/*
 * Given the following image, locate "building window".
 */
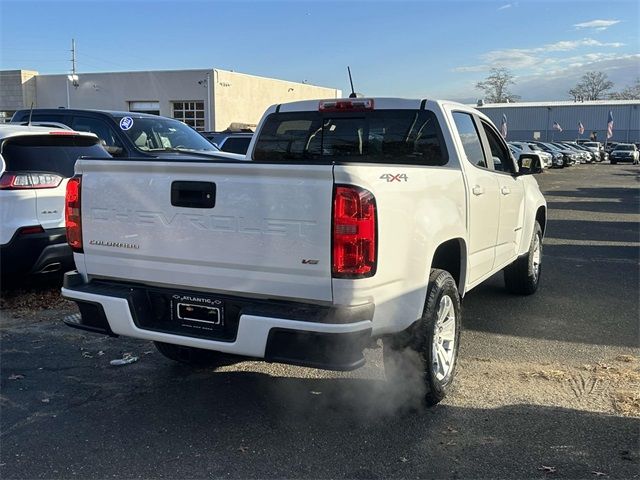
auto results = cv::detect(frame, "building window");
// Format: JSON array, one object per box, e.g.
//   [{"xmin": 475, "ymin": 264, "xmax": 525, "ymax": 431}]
[{"xmin": 172, "ymin": 101, "xmax": 205, "ymax": 131}]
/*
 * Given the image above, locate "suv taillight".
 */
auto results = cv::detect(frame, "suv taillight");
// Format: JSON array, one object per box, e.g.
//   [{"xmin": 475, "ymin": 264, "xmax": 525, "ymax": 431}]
[
  {"xmin": 332, "ymin": 185, "xmax": 377, "ymax": 278},
  {"xmin": 65, "ymin": 176, "xmax": 83, "ymax": 252},
  {"xmin": 0, "ymin": 172, "xmax": 63, "ymax": 189}
]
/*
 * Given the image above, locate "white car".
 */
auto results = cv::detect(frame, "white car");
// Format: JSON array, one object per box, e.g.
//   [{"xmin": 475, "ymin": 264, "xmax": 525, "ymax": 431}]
[
  {"xmin": 609, "ymin": 143, "xmax": 639, "ymax": 164},
  {"xmin": 61, "ymin": 98, "xmax": 546, "ymax": 406},
  {"xmin": 0, "ymin": 125, "xmax": 109, "ymax": 280},
  {"xmin": 509, "ymin": 141, "xmax": 552, "ymax": 168}
]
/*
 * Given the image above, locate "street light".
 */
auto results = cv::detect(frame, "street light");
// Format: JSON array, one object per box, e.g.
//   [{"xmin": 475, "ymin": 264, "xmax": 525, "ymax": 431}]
[{"xmin": 66, "ymin": 74, "xmax": 79, "ymax": 108}]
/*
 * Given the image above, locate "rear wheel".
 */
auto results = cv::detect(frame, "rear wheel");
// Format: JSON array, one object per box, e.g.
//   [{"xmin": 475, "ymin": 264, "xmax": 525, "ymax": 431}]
[
  {"xmin": 383, "ymin": 269, "xmax": 461, "ymax": 407},
  {"xmin": 504, "ymin": 221, "xmax": 542, "ymax": 295},
  {"xmin": 154, "ymin": 341, "xmax": 230, "ymax": 367}
]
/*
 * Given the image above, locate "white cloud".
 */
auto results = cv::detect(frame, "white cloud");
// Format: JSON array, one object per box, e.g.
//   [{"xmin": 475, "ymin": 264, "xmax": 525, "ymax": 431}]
[
  {"xmin": 452, "ymin": 37, "xmax": 626, "ymax": 74},
  {"xmin": 573, "ymin": 19, "xmax": 620, "ymax": 30},
  {"xmin": 452, "ymin": 64, "xmax": 489, "ymax": 73},
  {"xmin": 512, "ymin": 54, "xmax": 639, "ymax": 100},
  {"xmin": 497, "ymin": 4, "xmax": 512, "ymax": 10}
]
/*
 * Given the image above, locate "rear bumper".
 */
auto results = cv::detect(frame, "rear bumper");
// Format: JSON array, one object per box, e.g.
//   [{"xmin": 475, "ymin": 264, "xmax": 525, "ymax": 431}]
[
  {"xmin": 61, "ymin": 271, "xmax": 374, "ymax": 371},
  {"xmin": 0, "ymin": 227, "xmax": 72, "ymax": 277}
]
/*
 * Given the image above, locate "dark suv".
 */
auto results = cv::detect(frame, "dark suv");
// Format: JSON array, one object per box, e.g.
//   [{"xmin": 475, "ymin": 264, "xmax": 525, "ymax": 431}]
[
  {"xmin": 201, "ymin": 131, "xmax": 253, "ymax": 154},
  {"xmin": 11, "ymin": 109, "xmax": 239, "ymax": 160}
]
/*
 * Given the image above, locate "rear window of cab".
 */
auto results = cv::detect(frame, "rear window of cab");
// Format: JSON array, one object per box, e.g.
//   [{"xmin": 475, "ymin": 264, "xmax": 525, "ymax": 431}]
[{"xmin": 253, "ymin": 109, "xmax": 448, "ymax": 166}]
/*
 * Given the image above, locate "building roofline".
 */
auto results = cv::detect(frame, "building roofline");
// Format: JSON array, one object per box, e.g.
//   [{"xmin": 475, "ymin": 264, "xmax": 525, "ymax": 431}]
[
  {"xmin": 474, "ymin": 100, "xmax": 640, "ymax": 108},
  {"xmin": 17, "ymin": 67, "xmax": 339, "ymax": 91}
]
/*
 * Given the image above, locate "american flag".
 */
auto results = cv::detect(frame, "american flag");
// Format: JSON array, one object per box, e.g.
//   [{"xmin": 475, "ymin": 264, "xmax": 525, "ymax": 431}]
[
  {"xmin": 578, "ymin": 122, "xmax": 584, "ymax": 135},
  {"xmin": 553, "ymin": 122, "xmax": 563, "ymax": 132},
  {"xmin": 500, "ymin": 114, "xmax": 508, "ymax": 139},
  {"xmin": 607, "ymin": 111, "xmax": 614, "ymax": 139}
]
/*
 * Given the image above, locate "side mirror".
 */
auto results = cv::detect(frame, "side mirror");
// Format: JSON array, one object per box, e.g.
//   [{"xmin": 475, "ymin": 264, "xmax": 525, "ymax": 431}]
[{"xmin": 518, "ymin": 154, "xmax": 543, "ymax": 175}]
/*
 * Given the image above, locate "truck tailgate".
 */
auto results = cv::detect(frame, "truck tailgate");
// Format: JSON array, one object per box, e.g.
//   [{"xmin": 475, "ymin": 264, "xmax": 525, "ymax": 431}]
[{"xmin": 77, "ymin": 160, "xmax": 334, "ymax": 302}]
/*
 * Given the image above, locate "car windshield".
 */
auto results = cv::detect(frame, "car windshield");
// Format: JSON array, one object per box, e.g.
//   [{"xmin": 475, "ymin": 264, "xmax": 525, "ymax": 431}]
[
  {"xmin": 528, "ymin": 144, "xmax": 542, "ymax": 151},
  {"xmin": 584, "ymin": 143, "xmax": 599, "ymax": 148},
  {"xmin": 614, "ymin": 144, "xmax": 634, "ymax": 150},
  {"xmin": 114, "ymin": 116, "xmax": 219, "ymax": 153}
]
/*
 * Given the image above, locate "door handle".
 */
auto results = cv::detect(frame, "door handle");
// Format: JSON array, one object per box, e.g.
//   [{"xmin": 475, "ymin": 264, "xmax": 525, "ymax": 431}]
[
  {"xmin": 501, "ymin": 186, "xmax": 511, "ymax": 195},
  {"xmin": 472, "ymin": 185, "xmax": 484, "ymax": 196},
  {"xmin": 171, "ymin": 181, "xmax": 216, "ymax": 208}
]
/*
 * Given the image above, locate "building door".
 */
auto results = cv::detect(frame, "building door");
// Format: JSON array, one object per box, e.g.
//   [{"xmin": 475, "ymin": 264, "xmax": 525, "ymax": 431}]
[{"xmin": 128, "ymin": 101, "xmax": 160, "ymax": 116}]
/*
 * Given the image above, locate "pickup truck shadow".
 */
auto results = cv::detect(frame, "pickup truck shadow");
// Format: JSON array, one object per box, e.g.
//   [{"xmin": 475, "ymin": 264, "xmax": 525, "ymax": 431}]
[{"xmin": 1, "ymin": 366, "xmax": 637, "ymax": 479}]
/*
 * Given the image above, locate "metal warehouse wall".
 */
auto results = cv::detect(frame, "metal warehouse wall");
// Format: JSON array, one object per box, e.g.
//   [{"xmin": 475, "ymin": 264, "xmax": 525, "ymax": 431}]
[{"xmin": 478, "ymin": 101, "xmax": 640, "ymax": 143}]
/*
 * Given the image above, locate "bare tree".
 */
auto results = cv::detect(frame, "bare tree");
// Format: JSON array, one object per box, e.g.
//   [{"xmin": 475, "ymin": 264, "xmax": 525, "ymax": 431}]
[
  {"xmin": 475, "ymin": 67, "xmax": 521, "ymax": 103},
  {"xmin": 569, "ymin": 71, "xmax": 614, "ymax": 101},
  {"xmin": 609, "ymin": 78, "xmax": 640, "ymax": 100}
]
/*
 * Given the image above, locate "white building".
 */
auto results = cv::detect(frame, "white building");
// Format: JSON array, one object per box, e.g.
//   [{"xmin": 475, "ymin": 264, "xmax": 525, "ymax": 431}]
[{"xmin": 0, "ymin": 68, "xmax": 341, "ymax": 131}]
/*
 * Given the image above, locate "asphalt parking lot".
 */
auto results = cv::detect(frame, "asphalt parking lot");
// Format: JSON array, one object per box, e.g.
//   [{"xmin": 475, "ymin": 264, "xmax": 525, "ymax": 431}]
[{"xmin": 1, "ymin": 163, "xmax": 639, "ymax": 479}]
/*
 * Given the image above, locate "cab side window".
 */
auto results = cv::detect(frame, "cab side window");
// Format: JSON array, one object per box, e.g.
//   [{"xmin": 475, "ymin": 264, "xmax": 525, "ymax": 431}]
[
  {"xmin": 481, "ymin": 122, "xmax": 514, "ymax": 173},
  {"xmin": 71, "ymin": 117, "xmax": 123, "ymax": 154},
  {"xmin": 452, "ymin": 112, "xmax": 487, "ymax": 168}
]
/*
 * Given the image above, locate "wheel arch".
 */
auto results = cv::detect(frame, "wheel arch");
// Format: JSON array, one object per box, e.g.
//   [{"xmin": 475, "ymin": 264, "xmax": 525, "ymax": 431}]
[
  {"xmin": 536, "ymin": 206, "xmax": 547, "ymax": 237},
  {"xmin": 430, "ymin": 237, "xmax": 467, "ymax": 296}
]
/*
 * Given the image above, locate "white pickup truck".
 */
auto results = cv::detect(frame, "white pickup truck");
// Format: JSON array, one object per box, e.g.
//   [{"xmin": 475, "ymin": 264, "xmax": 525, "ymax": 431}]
[{"xmin": 62, "ymin": 98, "xmax": 546, "ymax": 406}]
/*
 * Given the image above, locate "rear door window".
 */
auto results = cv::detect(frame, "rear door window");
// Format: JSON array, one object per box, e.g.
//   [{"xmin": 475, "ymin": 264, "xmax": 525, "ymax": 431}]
[
  {"xmin": 452, "ymin": 112, "xmax": 486, "ymax": 168},
  {"xmin": 253, "ymin": 110, "xmax": 448, "ymax": 165},
  {"xmin": 2, "ymin": 135, "xmax": 110, "ymax": 177}
]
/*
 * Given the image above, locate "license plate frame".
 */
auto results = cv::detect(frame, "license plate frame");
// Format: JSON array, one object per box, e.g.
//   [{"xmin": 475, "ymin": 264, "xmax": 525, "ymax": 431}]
[{"xmin": 170, "ymin": 293, "xmax": 225, "ymax": 331}]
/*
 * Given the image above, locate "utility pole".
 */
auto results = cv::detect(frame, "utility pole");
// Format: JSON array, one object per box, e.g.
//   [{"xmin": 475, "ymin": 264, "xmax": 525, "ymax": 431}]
[
  {"xmin": 71, "ymin": 39, "xmax": 77, "ymax": 78},
  {"xmin": 66, "ymin": 38, "xmax": 79, "ymax": 108}
]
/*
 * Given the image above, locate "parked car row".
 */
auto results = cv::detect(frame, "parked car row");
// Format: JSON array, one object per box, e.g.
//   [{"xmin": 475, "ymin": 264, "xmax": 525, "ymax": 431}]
[{"xmin": 505, "ymin": 139, "xmax": 629, "ymax": 169}]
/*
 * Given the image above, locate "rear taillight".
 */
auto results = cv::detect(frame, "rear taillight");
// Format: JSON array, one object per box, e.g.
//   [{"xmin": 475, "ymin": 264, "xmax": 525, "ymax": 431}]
[
  {"xmin": 0, "ymin": 172, "xmax": 63, "ymax": 190},
  {"xmin": 65, "ymin": 176, "xmax": 82, "ymax": 252},
  {"xmin": 332, "ymin": 185, "xmax": 377, "ymax": 278}
]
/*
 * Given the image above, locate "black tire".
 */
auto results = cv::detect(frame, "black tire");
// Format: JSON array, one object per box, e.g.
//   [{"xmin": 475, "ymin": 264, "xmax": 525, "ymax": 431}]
[
  {"xmin": 611, "ymin": 160, "xmax": 617, "ymax": 165},
  {"xmin": 504, "ymin": 221, "xmax": 542, "ymax": 295},
  {"xmin": 154, "ymin": 341, "xmax": 229, "ymax": 366},
  {"xmin": 383, "ymin": 269, "xmax": 461, "ymax": 407}
]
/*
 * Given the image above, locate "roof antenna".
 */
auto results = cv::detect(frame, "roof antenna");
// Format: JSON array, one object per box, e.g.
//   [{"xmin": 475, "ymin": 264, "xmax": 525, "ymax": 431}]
[
  {"xmin": 347, "ymin": 66, "xmax": 357, "ymax": 98},
  {"xmin": 27, "ymin": 102, "xmax": 34, "ymax": 126}
]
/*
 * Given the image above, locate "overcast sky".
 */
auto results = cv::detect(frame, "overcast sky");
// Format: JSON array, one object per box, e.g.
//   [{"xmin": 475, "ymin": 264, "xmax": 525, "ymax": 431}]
[{"xmin": 1, "ymin": 0, "xmax": 638, "ymax": 102}]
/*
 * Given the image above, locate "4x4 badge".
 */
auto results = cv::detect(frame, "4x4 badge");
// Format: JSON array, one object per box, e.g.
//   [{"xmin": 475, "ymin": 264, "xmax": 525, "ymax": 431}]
[{"xmin": 380, "ymin": 173, "xmax": 408, "ymax": 182}]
